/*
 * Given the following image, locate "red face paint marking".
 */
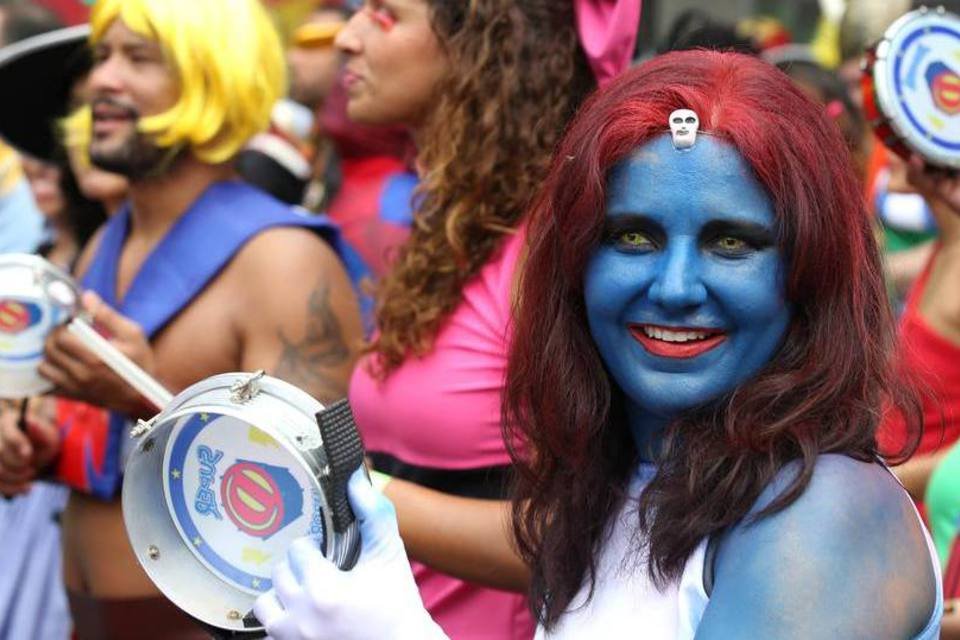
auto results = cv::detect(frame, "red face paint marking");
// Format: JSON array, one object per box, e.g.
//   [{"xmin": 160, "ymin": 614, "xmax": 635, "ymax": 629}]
[{"xmin": 364, "ymin": 6, "xmax": 396, "ymax": 31}]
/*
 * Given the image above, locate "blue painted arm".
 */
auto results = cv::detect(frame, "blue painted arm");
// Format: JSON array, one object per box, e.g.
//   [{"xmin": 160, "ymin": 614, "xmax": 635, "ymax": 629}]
[{"xmin": 695, "ymin": 455, "xmax": 940, "ymax": 640}]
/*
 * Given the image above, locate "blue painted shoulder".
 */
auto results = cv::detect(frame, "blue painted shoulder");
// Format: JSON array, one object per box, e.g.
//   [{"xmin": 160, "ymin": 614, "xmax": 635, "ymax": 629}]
[{"xmin": 696, "ymin": 455, "xmax": 938, "ymax": 639}]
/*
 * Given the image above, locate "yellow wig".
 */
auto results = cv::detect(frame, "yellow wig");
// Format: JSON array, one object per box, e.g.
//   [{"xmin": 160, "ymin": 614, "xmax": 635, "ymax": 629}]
[{"xmin": 89, "ymin": 0, "xmax": 286, "ymax": 164}]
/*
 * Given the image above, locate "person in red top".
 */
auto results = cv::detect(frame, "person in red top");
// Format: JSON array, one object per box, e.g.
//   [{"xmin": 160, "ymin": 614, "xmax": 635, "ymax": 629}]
[{"xmin": 878, "ymin": 155, "xmax": 960, "ymax": 502}]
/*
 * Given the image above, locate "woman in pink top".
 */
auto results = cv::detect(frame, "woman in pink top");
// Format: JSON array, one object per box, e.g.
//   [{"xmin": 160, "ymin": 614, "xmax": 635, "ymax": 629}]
[{"xmin": 333, "ymin": 1, "xmax": 637, "ymax": 638}]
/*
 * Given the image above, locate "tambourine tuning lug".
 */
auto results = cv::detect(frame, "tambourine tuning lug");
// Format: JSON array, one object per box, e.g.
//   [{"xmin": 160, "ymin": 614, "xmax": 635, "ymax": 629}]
[
  {"xmin": 230, "ymin": 370, "xmax": 265, "ymax": 404},
  {"xmin": 131, "ymin": 418, "xmax": 156, "ymax": 438}
]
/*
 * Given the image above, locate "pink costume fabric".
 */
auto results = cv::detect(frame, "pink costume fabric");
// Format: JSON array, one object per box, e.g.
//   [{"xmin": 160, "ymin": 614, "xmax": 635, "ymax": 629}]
[
  {"xmin": 574, "ymin": 0, "xmax": 643, "ymax": 86},
  {"xmin": 349, "ymin": 230, "xmax": 532, "ymax": 640}
]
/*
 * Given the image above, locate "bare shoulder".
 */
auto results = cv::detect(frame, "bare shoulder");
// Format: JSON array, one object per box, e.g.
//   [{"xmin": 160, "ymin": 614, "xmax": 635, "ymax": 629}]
[
  {"xmin": 698, "ymin": 455, "xmax": 938, "ymax": 640},
  {"xmin": 221, "ymin": 224, "xmax": 359, "ymax": 330},
  {"xmin": 228, "ymin": 225, "xmax": 347, "ymax": 284},
  {"xmin": 215, "ymin": 224, "xmax": 362, "ymax": 404}
]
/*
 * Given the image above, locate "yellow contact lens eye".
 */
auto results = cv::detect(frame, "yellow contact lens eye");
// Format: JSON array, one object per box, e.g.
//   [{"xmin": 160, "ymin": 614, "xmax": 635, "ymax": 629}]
[
  {"xmin": 621, "ymin": 232, "xmax": 651, "ymax": 246},
  {"xmin": 717, "ymin": 237, "xmax": 747, "ymax": 251}
]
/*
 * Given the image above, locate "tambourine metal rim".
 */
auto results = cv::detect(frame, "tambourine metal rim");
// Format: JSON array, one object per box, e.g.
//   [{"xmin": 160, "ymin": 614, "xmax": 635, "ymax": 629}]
[
  {"xmin": 867, "ymin": 6, "xmax": 960, "ymax": 169},
  {"xmin": 0, "ymin": 253, "xmax": 79, "ymax": 398},
  {"xmin": 122, "ymin": 372, "xmax": 359, "ymax": 632}
]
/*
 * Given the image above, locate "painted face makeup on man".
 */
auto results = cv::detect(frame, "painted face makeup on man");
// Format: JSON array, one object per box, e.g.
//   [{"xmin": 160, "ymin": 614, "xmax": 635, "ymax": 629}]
[{"xmin": 583, "ymin": 132, "xmax": 792, "ymax": 454}]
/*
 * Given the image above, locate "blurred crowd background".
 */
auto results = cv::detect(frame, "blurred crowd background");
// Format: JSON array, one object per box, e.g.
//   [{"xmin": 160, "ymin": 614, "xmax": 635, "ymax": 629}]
[{"xmin": 3, "ymin": 0, "xmax": 960, "ymax": 637}]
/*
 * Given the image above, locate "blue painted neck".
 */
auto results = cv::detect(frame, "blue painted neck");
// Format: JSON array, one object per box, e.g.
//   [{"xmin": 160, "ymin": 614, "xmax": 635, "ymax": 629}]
[{"xmin": 626, "ymin": 402, "xmax": 672, "ymax": 462}]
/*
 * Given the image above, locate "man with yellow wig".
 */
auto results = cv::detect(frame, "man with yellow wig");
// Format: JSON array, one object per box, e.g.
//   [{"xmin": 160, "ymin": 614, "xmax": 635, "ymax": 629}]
[{"xmin": 0, "ymin": 0, "xmax": 366, "ymax": 637}]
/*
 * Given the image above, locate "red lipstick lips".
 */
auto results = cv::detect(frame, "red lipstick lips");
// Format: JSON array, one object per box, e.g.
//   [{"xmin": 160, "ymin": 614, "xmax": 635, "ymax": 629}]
[{"xmin": 629, "ymin": 324, "xmax": 727, "ymax": 359}]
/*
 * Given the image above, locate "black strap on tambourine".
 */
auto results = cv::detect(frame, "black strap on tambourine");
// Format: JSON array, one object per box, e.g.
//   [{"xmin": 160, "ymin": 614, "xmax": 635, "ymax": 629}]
[{"xmin": 315, "ymin": 398, "xmax": 364, "ymax": 534}]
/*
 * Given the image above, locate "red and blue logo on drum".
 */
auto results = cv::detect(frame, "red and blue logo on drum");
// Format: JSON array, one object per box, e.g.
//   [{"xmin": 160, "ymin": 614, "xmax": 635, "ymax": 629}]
[
  {"xmin": 220, "ymin": 460, "xmax": 303, "ymax": 539},
  {"xmin": 926, "ymin": 61, "xmax": 960, "ymax": 116},
  {"xmin": 0, "ymin": 300, "xmax": 42, "ymax": 335}
]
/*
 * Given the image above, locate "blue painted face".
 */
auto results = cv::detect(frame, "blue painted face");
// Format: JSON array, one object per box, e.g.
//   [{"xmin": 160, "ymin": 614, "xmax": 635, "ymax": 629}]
[{"xmin": 584, "ymin": 134, "xmax": 791, "ymax": 449}]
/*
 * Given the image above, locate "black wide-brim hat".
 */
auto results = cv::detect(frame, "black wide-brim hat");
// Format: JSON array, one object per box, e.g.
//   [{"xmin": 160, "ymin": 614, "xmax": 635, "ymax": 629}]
[{"xmin": 0, "ymin": 25, "xmax": 91, "ymax": 161}]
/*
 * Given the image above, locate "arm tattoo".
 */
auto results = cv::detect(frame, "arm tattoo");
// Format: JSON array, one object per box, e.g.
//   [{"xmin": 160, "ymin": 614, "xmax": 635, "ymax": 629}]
[{"xmin": 273, "ymin": 281, "xmax": 351, "ymax": 403}]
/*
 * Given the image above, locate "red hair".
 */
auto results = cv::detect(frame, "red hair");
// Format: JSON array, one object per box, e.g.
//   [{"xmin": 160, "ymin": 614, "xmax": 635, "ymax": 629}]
[{"xmin": 504, "ymin": 50, "xmax": 921, "ymax": 626}]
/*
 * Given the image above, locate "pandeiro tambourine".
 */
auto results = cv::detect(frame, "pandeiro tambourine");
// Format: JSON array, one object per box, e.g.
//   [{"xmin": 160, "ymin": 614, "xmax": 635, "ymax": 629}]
[
  {"xmin": 0, "ymin": 253, "xmax": 78, "ymax": 398},
  {"xmin": 0, "ymin": 253, "xmax": 171, "ymax": 406},
  {"xmin": 862, "ymin": 6, "xmax": 960, "ymax": 169},
  {"xmin": 122, "ymin": 371, "xmax": 363, "ymax": 635}
]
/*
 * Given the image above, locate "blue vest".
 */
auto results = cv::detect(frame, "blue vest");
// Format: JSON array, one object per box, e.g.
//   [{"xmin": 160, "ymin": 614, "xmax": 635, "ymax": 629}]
[{"xmin": 73, "ymin": 181, "xmax": 370, "ymax": 498}]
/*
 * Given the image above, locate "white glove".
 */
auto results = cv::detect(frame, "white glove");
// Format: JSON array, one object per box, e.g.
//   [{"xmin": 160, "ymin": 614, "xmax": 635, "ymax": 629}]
[{"xmin": 253, "ymin": 469, "xmax": 449, "ymax": 640}]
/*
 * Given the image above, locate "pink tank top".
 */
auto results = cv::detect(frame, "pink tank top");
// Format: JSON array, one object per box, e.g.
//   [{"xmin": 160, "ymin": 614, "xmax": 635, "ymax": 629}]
[{"xmin": 349, "ymin": 229, "xmax": 533, "ymax": 640}]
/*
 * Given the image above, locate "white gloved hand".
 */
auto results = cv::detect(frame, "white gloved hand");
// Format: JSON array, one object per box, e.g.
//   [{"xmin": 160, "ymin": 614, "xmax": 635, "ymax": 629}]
[{"xmin": 253, "ymin": 469, "xmax": 449, "ymax": 640}]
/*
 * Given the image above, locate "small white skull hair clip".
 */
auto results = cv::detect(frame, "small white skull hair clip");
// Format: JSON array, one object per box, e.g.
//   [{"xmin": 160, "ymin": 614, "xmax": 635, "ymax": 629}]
[{"xmin": 669, "ymin": 109, "xmax": 700, "ymax": 150}]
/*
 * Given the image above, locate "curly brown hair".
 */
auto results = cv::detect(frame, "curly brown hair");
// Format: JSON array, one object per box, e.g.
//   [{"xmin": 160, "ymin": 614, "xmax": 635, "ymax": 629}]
[{"xmin": 367, "ymin": 0, "xmax": 595, "ymax": 376}]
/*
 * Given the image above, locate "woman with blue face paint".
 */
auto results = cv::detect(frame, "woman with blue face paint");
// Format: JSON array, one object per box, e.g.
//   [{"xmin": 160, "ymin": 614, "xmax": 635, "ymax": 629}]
[
  {"xmin": 253, "ymin": 50, "xmax": 942, "ymax": 639},
  {"xmin": 506, "ymin": 49, "xmax": 940, "ymax": 639}
]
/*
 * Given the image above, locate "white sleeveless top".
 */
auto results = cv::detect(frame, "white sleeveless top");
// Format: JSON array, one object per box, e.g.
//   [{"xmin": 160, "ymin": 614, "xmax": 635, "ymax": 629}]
[{"xmin": 536, "ymin": 464, "xmax": 943, "ymax": 640}]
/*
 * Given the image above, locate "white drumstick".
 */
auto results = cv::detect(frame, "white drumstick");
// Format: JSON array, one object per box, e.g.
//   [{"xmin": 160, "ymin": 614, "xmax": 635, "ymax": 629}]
[{"xmin": 66, "ymin": 317, "xmax": 174, "ymax": 409}]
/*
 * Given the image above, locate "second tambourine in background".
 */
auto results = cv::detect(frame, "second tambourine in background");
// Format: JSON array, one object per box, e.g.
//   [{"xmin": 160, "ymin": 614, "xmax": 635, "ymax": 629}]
[
  {"xmin": 0, "ymin": 253, "xmax": 79, "ymax": 398},
  {"xmin": 863, "ymin": 5, "xmax": 960, "ymax": 169}
]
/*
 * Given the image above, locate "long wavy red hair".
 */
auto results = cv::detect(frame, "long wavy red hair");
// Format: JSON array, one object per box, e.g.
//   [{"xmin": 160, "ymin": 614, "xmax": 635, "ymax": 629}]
[{"xmin": 504, "ymin": 50, "xmax": 922, "ymax": 627}]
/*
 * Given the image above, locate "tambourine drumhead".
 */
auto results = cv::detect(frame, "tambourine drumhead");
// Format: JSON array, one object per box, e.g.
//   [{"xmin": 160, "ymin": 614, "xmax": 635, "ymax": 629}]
[
  {"xmin": 867, "ymin": 7, "xmax": 960, "ymax": 168},
  {"xmin": 123, "ymin": 372, "xmax": 359, "ymax": 633},
  {"xmin": 0, "ymin": 254, "xmax": 78, "ymax": 398},
  {"xmin": 162, "ymin": 414, "xmax": 326, "ymax": 596}
]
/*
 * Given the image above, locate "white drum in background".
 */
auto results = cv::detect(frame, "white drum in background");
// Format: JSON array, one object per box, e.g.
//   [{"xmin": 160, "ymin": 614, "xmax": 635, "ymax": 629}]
[
  {"xmin": 0, "ymin": 254, "xmax": 78, "ymax": 398},
  {"xmin": 863, "ymin": 5, "xmax": 960, "ymax": 168}
]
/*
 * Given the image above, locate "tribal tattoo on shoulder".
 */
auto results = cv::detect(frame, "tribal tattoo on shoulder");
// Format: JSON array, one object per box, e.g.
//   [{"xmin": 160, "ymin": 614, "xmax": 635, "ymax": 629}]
[{"xmin": 273, "ymin": 281, "xmax": 351, "ymax": 403}]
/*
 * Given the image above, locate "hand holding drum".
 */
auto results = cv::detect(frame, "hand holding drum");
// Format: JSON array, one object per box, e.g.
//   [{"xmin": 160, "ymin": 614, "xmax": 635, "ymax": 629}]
[
  {"xmin": 122, "ymin": 371, "xmax": 364, "ymax": 636},
  {"xmin": 1, "ymin": 254, "xmax": 365, "ymax": 637},
  {"xmin": 0, "ymin": 253, "xmax": 170, "ymax": 407},
  {"xmin": 0, "ymin": 253, "xmax": 166, "ymax": 497}
]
